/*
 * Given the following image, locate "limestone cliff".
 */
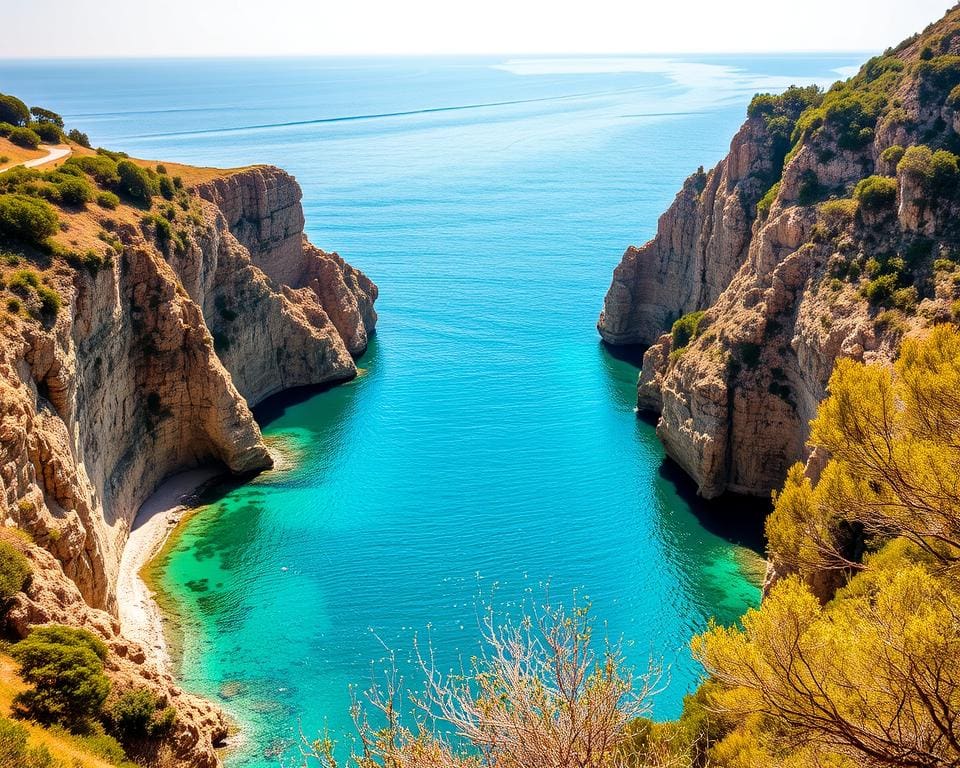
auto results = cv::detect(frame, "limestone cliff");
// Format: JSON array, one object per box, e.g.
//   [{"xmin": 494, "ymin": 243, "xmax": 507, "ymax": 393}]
[
  {"xmin": 0, "ymin": 162, "xmax": 376, "ymax": 765},
  {"xmin": 599, "ymin": 5, "xmax": 960, "ymax": 498}
]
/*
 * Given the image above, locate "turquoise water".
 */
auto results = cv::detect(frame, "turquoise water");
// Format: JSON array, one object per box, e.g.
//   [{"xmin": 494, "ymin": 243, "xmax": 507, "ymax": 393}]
[{"xmin": 1, "ymin": 53, "xmax": 864, "ymax": 765}]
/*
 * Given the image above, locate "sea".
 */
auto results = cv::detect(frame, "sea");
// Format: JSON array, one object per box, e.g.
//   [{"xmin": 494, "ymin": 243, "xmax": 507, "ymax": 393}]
[{"xmin": 0, "ymin": 52, "xmax": 865, "ymax": 766}]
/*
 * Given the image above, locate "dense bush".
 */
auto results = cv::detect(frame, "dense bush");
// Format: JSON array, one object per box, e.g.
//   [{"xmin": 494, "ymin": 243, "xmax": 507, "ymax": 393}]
[
  {"xmin": 0, "ymin": 94, "xmax": 30, "ymax": 126},
  {"xmin": 880, "ymin": 143, "xmax": 905, "ymax": 168},
  {"xmin": 158, "ymin": 174, "xmax": 175, "ymax": 200},
  {"xmin": 0, "ymin": 194, "xmax": 59, "ymax": 243},
  {"xmin": 853, "ymin": 175, "xmax": 897, "ymax": 210},
  {"xmin": 11, "ymin": 625, "xmax": 111, "ymax": 730},
  {"xmin": 66, "ymin": 128, "xmax": 90, "ymax": 148},
  {"xmin": 0, "ymin": 717, "xmax": 57, "ymax": 768},
  {"xmin": 0, "ymin": 539, "xmax": 30, "ymax": 599},
  {"xmin": 65, "ymin": 155, "xmax": 119, "ymax": 186},
  {"xmin": 8, "ymin": 126, "xmax": 41, "ymax": 149},
  {"xmin": 116, "ymin": 160, "xmax": 154, "ymax": 203},
  {"xmin": 96, "ymin": 190, "xmax": 119, "ymax": 210},
  {"xmin": 52, "ymin": 175, "xmax": 94, "ymax": 207},
  {"xmin": 671, "ymin": 310, "xmax": 706, "ymax": 350},
  {"xmin": 27, "ymin": 121, "xmax": 61, "ymax": 144},
  {"xmin": 792, "ymin": 85, "xmax": 887, "ymax": 150},
  {"xmin": 898, "ymin": 144, "xmax": 960, "ymax": 192},
  {"xmin": 105, "ymin": 688, "xmax": 175, "ymax": 742}
]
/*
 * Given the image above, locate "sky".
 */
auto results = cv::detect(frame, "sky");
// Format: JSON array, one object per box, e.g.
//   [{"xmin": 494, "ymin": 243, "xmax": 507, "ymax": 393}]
[{"xmin": 1, "ymin": 0, "xmax": 956, "ymax": 58}]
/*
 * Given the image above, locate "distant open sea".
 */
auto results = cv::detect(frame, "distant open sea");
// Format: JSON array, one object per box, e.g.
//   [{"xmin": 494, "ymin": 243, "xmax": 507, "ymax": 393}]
[{"xmin": 1, "ymin": 53, "xmax": 865, "ymax": 766}]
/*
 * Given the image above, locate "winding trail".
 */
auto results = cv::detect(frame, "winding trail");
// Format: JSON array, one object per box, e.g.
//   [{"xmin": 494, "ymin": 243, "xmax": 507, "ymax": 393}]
[{"xmin": 0, "ymin": 143, "xmax": 71, "ymax": 173}]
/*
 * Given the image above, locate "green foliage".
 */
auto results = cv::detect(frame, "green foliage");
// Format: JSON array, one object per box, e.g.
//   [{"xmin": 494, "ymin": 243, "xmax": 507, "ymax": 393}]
[
  {"xmin": 0, "ymin": 194, "xmax": 59, "ymax": 244},
  {"xmin": 917, "ymin": 55, "xmax": 960, "ymax": 99},
  {"xmin": 8, "ymin": 126, "xmax": 41, "ymax": 149},
  {"xmin": 141, "ymin": 214, "xmax": 171, "ymax": 244},
  {"xmin": 792, "ymin": 84, "xmax": 887, "ymax": 150},
  {"xmin": 7, "ymin": 269, "xmax": 40, "ymax": 292},
  {"xmin": 819, "ymin": 197, "xmax": 859, "ymax": 224},
  {"xmin": 66, "ymin": 155, "xmax": 120, "ymax": 186},
  {"xmin": 0, "ymin": 717, "xmax": 59, "ymax": 768},
  {"xmin": 898, "ymin": 144, "xmax": 960, "ymax": 192},
  {"xmin": 96, "ymin": 191, "xmax": 119, "ymax": 210},
  {"xmin": 27, "ymin": 121, "xmax": 62, "ymax": 144},
  {"xmin": 853, "ymin": 175, "xmax": 897, "ymax": 210},
  {"xmin": 29, "ymin": 107, "xmax": 63, "ymax": 128},
  {"xmin": 158, "ymin": 174, "xmax": 175, "ymax": 200},
  {"xmin": 0, "ymin": 94, "xmax": 30, "ymax": 126},
  {"xmin": 0, "ymin": 539, "xmax": 30, "ymax": 600},
  {"xmin": 51, "ymin": 175, "xmax": 93, "ymax": 207},
  {"xmin": 115, "ymin": 160, "xmax": 154, "ymax": 203},
  {"xmin": 880, "ymin": 144, "xmax": 905, "ymax": 166},
  {"xmin": 757, "ymin": 181, "xmax": 780, "ymax": 218},
  {"xmin": 671, "ymin": 310, "xmax": 706, "ymax": 350},
  {"xmin": 11, "ymin": 625, "xmax": 110, "ymax": 731},
  {"xmin": 66, "ymin": 128, "xmax": 90, "ymax": 148},
  {"xmin": 105, "ymin": 689, "xmax": 175, "ymax": 742}
]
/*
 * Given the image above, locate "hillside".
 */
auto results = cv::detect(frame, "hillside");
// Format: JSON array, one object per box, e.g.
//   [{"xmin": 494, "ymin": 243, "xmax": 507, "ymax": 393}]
[
  {"xmin": 599, "ymin": 4, "xmax": 960, "ymax": 499},
  {"xmin": 0, "ymin": 97, "xmax": 377, "ymax": 766}
]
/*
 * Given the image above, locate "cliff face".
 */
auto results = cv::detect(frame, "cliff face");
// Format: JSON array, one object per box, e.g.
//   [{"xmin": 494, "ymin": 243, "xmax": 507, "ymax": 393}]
[
  {"xmin": 599, "ymin": 6, "xmax": 960, "ymax": 498},
  {"xmin": 0, "ymin": 164, "xmax": 376, "ymax": 765}
]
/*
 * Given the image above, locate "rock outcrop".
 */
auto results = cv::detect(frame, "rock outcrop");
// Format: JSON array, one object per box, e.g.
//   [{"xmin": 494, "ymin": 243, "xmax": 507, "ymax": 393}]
[
  {"xmin": 599, "ymin": 5, "xmax": 960, "ymax": 499},
  {"xmin": 0, "ymin": 163, "xmax": 377, "ymax": 765}
]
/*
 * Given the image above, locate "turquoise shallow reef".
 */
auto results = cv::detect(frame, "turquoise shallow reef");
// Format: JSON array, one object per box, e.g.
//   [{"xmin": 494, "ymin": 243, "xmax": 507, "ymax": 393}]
[{"xmin": 1, "ymin": 52, "xmax": 865, "ymax": 766}]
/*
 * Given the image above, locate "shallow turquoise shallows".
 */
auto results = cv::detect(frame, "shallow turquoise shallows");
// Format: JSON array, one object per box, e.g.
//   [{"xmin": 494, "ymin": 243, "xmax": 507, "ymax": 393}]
[{"xmin": 1, "ymin": 53, "xmax": 865, "ymax": 766}]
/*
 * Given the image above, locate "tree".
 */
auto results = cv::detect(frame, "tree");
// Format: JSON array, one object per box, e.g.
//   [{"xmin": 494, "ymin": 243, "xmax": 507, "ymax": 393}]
[
  {"xmin": 0, "ymin": 94, "xmax": 30, "ymax": 127},
  {"xmin": 29, "ymin": 107, "xmax": 63, "ymax": 128},
  {"xmin": 295, "ymin": 601, "xmax": 662, "ymax": 768},
  {"xmin": 694, "ymin": 549, "xmax": 960, "ymax": 768},
  {"xmin": 115, "ymin": 160, "xmax": 154, "ymax": 204},
  {"xmin": 11, "ymin": 625, "xmax": 111, "ymax": 731},
  {"xmin": 0, "ymin": 194, "xmax": 59, "ymax": 244},
  {"xmin": 0, "ymin": 540, "xmax": 30, "ymax": 600}
]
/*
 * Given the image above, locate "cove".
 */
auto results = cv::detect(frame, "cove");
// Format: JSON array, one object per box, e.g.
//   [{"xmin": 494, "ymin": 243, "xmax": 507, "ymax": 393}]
[{"xmin": 0, "ymin": 52, "xmax": 866, "ymax": 767}]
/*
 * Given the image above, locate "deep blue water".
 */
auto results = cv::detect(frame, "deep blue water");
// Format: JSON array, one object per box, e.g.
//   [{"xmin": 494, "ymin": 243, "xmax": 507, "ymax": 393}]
[{"xmin": 1, "ymin": 54, "xmax": 864, "ymax": 766}]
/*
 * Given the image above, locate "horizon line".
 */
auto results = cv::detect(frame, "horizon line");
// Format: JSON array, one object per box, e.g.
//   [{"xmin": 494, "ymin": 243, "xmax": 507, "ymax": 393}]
[{"xmin": 0, "ymin": 49, "xmax": 879, "ymax": 63}]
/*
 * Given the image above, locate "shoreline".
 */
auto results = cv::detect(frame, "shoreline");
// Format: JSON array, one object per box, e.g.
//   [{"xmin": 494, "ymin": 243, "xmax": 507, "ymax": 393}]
[{"xmin": 117, "ymin": 467, "xmax": 223, "ymax": 674}]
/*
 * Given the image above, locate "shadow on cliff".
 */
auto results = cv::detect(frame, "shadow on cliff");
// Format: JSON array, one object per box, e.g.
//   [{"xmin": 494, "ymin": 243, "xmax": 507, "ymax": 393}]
[
  {"xmin": 658, "ymin": 458, "xmax": 769, "ymax": 555},
  {"xmin": 600, "ymin": 340, "xmax": 647, "ymax": 367}
]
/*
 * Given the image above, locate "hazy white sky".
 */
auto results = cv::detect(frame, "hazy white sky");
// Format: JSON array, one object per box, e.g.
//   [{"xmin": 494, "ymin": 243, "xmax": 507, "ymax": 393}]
[{"xmin": 2, "ymin": 0, "xmax": 955, "ymax": 58}]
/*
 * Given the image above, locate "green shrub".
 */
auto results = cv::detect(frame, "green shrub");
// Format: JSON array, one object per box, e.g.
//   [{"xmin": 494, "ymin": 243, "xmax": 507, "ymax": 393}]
[
  {"xmin": 862, "ymin": 273, "xmax": 899, "ymax": 306},
  {"xmin": 880, "ymin": 144, "xmax": 905, "ymax": 167},
  {"xmin": 0, "ymin": 123, "xmax": 13, "ymax": 138},
  {"xmin": 0, "ymin": 716, "xmax": 60, "ymax": 768},
  {"xmin": 0, "ymin": 540, "xmax": 30, "ymax": 599},
  {"xmin": 897, "ymin": 144, "xmax": 960, "ymax": 192},
  {"xmin": 792, "ymin": 86, "xmax": 886, "ymax": 150},
  {"xmin": 7, "ymin": 269, "xmax": 40, "ymax": 293},
  {"xmin": 0, "ymin": 194, "xmax": 59, "ymax": 243},
  {"xmin": 8, "ymin": 127, "xmax": 41, "ymax": 149},
  {"xmin": 757, "ymin": 181, "xmax": 781, "ymax": 218},
  {"xmin": 142, "ymin": 214, "xmax": 171, "ymax": 244},
  {"xmin": 11, "ymin": 625, "xmax": 110, "ymax": 730},
  {"xmin": 6, "ymin": 297, "xmax": 21, "ymax": 313},
  {"xmin": 66, "ymin": 155, "xmax": 119, "ymax": 186},
  {"xmin": 0, "ymin": 94, "xmax": 30, "ymax": 126},
  {"xmin": 66, "ymin": 128, "xmax": 90, "ymax": 148},
  {"xmin": 820, "ymin": 198, "xmax": 859, "ymax": 223},
  {"xmin": 671, "ymin": 310, "xmax": 706, "ymax": 350},
  {"xmin": 158, "ymin": 174, "xmax": 175, "ymax": 200},
  {"xmin": 105, "ymin": 688, "xmax": 176, "ymax": 742},
  {"xmin": 27, "ymin": 121, "xmax": 61, "ymax": 144},
  {"xmin": 115, "ymin": 160, "xmax": 154, "ymax": 203},
  {"xmin": 53, "ymin": 175, "xmax": 93, "ymax": 207},
  {"xmin": 853, "ymin": 175, "xmax": 897, "ymax": 210},
  {"xmin": 96, "ymin": 191, "xmax": 119, "ymax": 210},
  {"xmin": 35, "ymin": 286, "xmax": 61, "ymax": 318}
]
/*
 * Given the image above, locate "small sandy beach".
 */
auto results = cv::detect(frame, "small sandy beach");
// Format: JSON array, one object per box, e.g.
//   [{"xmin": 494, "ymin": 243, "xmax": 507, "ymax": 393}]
[{"xmin": 117, "ymin": 468, "xmax": 221, "ymax": 672}]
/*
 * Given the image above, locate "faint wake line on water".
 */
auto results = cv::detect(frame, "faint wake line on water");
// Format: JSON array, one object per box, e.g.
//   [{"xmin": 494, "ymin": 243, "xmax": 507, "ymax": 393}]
[{"xmin": 117, "ymin": 84, "xmax": 686, "ymax": 140}]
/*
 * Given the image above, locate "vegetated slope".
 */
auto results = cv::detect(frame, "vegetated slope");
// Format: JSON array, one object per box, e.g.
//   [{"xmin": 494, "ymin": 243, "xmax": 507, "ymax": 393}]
[
  {"xmin": 0, "ymin": 97, "xmax": 377, "ymax": 767},
  {"xmin": 599, "ymin": 4, "xmax": 960, "ymax": 499}
]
